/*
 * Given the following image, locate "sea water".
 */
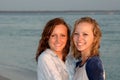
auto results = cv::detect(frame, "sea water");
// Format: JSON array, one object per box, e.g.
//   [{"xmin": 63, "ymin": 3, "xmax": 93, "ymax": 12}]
[{"xmin": 0, "ymin": 11, "xmax": 120, "ymax": 80}]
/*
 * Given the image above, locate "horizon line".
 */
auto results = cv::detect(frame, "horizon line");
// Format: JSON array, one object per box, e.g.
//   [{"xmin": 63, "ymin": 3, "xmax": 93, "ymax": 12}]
[
  {"xmin": 0, "ymin": 10, "xmax": 120, "ymax": 15},
  {"xmin": 0, "ymin": 10, "xmax": 120, "ymax": 12}
]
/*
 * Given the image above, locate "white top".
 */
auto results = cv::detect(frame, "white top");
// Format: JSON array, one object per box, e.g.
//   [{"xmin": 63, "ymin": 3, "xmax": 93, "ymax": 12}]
[
  {"xmin": 73, "ymin": 63, "xmax": 89, "ymax": 80},
  {"xmin": 37, "ymin": 49, "xmax": 68, "ymax": 80},
  {"xmin": 65, "ymin": 53, "xmax": 76, "ymax": 80}
]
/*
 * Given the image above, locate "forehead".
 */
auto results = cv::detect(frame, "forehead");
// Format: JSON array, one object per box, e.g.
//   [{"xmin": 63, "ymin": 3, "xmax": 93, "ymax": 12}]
[
  {"xmin": 75, "ymin": 22, "xmax": 93, "ymax": 32},
  {"xmin": 52, "ymin": 24, "xmax": 67, "ymax": 33}
]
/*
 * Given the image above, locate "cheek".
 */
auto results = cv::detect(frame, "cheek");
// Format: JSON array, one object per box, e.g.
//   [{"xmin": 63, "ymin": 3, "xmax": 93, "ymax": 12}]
[
  {"xmin": 73, "ymin": 38, "xmax": 77, "ymax": 46},
  {"xmin": 48, "ymin": 38, "xmax": 53, "ymax": 46},
  {"xmin": 63, "ymin": 38, "xmax": 67, "ymax": 45},
  {"xmin": 88, "ymin": 36, "xmax": 94, "ymax": 45},
  {"xmin": 73, "ymin": 37, "xmax": 77, "ymax": 42}
]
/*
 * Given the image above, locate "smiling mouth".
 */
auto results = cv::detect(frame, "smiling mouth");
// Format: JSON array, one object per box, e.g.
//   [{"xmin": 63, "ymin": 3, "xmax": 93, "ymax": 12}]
[
  {"xmin": 77, "ymin": 42, "xmax": 86, "ymax": 46},
  {"xmin": 78, "ymin": 43, "xmax": 83, "ymax": 46},
  {"xmin": 55, "ymin": 44, "xmax": 62, "ymax": 47}
]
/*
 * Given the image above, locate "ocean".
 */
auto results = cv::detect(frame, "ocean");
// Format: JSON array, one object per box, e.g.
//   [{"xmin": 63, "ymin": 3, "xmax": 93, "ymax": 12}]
[{"xmin": 0, "ymin": 11, "xmax": 120, "ymax": 80}]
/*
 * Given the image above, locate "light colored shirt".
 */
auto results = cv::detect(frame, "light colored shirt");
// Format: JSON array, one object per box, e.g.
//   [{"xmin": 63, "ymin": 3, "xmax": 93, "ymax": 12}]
[
  {"xmin": 73, "ymin": 63, "xmax": 89, "ymax": 80},
  {"xmin": 65, "ymin": 53, "xmax": 76, "ymax": 80},
  {"xmin": 37, "ymin": 49, "xmax": 69, "ymax": 80}
]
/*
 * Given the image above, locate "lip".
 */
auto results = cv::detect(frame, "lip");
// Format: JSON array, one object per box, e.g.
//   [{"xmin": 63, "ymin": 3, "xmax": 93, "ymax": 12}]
[{"xmin": 55, "ymin": 44, "xmax": 62, "ymax": 47}]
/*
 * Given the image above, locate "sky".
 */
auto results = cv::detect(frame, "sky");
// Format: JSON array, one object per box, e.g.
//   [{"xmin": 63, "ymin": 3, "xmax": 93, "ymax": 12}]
[{"xmin": 0, "ymin": 0, "xmax": 120, "ymax": 11}]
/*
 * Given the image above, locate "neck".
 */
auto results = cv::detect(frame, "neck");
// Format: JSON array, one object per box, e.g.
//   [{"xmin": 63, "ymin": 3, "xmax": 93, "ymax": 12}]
[
  {"xmin": 55, "ymin": 51, "xmax": 63, "ymax": 60},
  {"xmin": 81, "ymin": 52, "xmax": 90, "ymax": 65}
]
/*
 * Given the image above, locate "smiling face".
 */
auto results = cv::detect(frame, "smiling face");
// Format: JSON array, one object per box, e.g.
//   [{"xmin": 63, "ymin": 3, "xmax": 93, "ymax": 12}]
[
  {"xmin": 73, "ymin": 22, "xmax": 94, "ymax": 54},
  {"xmin": 48, "ymin": 24, "xmax": 67, "ymax": 54}
]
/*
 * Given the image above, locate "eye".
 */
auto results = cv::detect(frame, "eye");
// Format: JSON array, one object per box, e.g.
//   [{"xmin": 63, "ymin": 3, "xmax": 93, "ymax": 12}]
[
  {"xmin": 51, "ymin": 34, "xmax": 55, "ymax": 37},
  {"xmin": 74, "ymin": 32, "xmax": 79, "ymax": 36},
  {"xmin": 61, "ymin": 34, "xmax": 66, "ymax": 37},
  {"xmin": 83, "ymin": 33, "xmax": 88, "ymax": 36}
]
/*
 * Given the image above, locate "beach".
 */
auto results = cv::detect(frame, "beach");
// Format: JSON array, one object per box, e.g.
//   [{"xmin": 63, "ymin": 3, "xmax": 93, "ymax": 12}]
[
  {"xmin": 0, "ymin": 75, "xmax": 10, "ymax": 80},
  {"xmin": 0, "ymin": 64, "xmax": 37, "ymax": 80}
]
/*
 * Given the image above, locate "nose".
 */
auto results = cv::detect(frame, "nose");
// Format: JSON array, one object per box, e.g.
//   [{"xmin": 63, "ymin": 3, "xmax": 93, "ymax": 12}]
[
  {"xmin": 78, "ymin": 34, "xmax": 83, "ymax": 41},
  {"xmin": 56, "ymin": 36, "xmax": 61, "ymax": 43}
]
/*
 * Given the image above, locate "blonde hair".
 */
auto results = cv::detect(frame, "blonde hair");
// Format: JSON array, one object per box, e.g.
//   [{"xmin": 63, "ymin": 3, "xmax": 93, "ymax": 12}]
[{"xmin": 71, "ymin": 17, "xmax": 102, "ymax": 59}]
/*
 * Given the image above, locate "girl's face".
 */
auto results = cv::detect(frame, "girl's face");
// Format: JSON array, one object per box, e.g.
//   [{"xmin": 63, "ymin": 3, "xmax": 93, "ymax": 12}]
[
  {"xmin": 73, "ymin": 22, "xmax": 94, "ymax": 54},
  {"xmin": 48, "ymin": 24, "xmax": 67, "ymax": 54}
]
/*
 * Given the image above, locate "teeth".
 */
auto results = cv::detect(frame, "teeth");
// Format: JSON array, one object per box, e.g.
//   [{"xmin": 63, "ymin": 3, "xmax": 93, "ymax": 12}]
[
  {"xmin": 77, "ymin": 43, "xmax": 83, "ymax": 46},
  {"xmin": 77, "ymin": 42, "xmax": 86, "ymax": 46}
]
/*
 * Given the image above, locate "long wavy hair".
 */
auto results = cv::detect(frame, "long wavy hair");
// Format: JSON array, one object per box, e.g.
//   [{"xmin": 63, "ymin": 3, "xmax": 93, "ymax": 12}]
[
  {"xmin": 71, "ymin": 17, "xmax": 102, "ymax": 59},
  {"xmin": 36, "ymin": 17, "xmax": 71, "ymax": 62}
]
